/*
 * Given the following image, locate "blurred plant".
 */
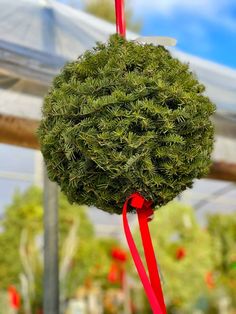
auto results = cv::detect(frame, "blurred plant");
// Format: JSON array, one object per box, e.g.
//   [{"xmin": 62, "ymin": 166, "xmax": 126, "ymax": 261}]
[
  {"xmin": 0, "ymin": 187, "xmax": 42, "ymax": 292},
  {"xmin": 19, "ymin": 229, "xmax": 41, "ymax": 314},
  {"xmin": 81, "ymin": 0, "xmax": 142, "ymax": 32},
  {"xmin": 3, "ymin": 187, "xmax": 235, "ymax": 313},
  {"xmin": 0, "ymin": 187, "xmax": 97, "ymax": 312},
  {"xmin": 207, "ymin": 213, "xmax": 236, "ymax": 309},
  {"xmin": 134, "ymin": 201, "xmax": 214, "ymax": 313}
]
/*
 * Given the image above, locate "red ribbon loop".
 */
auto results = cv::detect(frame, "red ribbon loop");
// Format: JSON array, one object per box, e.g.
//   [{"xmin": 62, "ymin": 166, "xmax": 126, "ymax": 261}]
[{"xmin": 122, "ymin": 193, "xmax": 166, "ymax": 314}]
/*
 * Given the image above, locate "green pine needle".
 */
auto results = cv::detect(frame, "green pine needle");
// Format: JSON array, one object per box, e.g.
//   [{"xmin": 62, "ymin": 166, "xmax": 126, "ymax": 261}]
[{"xmin": 38, "ymin": 35, "xmax": 215, "ymax": 214}]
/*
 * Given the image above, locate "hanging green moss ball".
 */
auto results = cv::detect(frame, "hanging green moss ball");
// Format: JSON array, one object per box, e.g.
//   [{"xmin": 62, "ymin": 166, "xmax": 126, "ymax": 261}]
[{"xmin": 38, "ymin": 35, "xmax": 215, "ymax": 214}]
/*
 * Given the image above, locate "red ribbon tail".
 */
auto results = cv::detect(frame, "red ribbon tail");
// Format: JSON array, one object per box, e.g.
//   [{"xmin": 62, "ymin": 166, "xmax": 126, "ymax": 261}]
[{"xmin": 122, "ymin": 193, "xmax": 166, "ymax": 314}]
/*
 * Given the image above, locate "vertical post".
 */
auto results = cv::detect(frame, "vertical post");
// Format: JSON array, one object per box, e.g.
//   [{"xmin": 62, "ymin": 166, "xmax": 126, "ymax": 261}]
[
  {"xmin": 123, "ymin": 274, "xmax": 131, "ymax": 314},
  {"xmin": 43, "ymin": 164, "xmax": 59, "ymax": 314}
]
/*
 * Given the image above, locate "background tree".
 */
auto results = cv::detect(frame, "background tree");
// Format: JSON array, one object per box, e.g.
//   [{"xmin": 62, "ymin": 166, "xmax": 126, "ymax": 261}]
[
  {"xmin": 134, "ymin": 202, "xmax": 214, "ymax": 313},
  {"xmin": 0, "ymin": 187, "xmax": 42, "ymax": 291},
  {"xmin": 76, "ymin": 0, "xmax": 142, "ymax": 32},
  {"xmin": 207, "ymin": 213, "xmax": 236, "ymax": 309},
  {"xmin": 0, "ymin": 187, "xmax": 116, "ymax": 312}
]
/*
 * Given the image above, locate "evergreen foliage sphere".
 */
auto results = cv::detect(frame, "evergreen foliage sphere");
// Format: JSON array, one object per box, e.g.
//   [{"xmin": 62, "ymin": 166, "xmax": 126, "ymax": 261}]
[{"xmin": 38, "ymin": 35, "xmax": 215, "ymax": 214}]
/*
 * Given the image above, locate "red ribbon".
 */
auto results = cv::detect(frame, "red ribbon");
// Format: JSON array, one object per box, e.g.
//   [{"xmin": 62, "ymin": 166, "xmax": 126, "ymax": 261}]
[
  {"xmin": 122, "ymin": 193, "xmax": 166, "ymax": 314},
  {"xmin": 115, "ymin": 0, "xmax": 126, "ymax": 37}
]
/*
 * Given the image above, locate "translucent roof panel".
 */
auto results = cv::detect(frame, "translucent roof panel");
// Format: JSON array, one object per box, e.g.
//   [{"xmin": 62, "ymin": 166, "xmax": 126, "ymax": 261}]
[
  {"xmin": 0, "ymin": 0, "xmax": 236, "ymax": 115},
  {"xmin": 0, "ymin": 0, "xmax": 129, "ymax": 60}
]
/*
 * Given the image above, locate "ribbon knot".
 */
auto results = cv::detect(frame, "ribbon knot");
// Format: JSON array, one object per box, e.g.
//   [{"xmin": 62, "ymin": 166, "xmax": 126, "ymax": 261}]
[
  {"xmin": 129, "ymin": 192, "xmax": 145, "ymax": 208},
  {"xmin": 123, "ymin": 193, "xmax": 166, "ymax": 314},
  {"xmin": 129, "ymin": 192, "xmax": 154, "ymax": 221}
]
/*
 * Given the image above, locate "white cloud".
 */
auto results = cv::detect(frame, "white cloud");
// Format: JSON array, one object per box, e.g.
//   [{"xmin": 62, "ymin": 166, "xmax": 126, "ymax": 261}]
[
  {"xmin": 131, "ymin": 0, "xmax": 215, "ymax": 15},
  {"xmin": 131, "ymin": 0, "xmax": 231, "ymax": 15},
  {"xmin": 216, "ymin": 16, "xmax": 236, "ymax": 32},
  {"xmin": 130, "ymin": 0, "xmax": 236, "ymax": 31}
]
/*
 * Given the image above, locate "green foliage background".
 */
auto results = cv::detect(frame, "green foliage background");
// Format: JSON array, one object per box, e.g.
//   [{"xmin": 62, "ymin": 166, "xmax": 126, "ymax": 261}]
[
  {"xmin": 81, "ymin": 0, "xmax": 142, "ymax": 32},
  {"xmin": 0, "ymin": 187, "xmax": 42, "ymax": 290},
  {"xmin": 207, "ymin": 214, "xmax": 236, "ymax": 308},
  {"xmin": 134, "ymin": 202, "xmax": 213, "ymax": 312},
  {"xmin": 0, "ymin": 187, "xmax": 117, "ymax": 311},
  {"xmin": 39, "ymin": 35, "xmax": 215, "ymax": 214},
  {"xmin": 0, "ymin": 188, "xmax": 235, "ymax": 313},
  {"xmin": 134, "ymin": 202, "xmax": 236, "ymax": 313}
]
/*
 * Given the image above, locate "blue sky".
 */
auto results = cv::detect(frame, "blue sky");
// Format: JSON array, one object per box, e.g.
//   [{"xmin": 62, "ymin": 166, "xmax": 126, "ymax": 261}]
[
  {"xmin": 63, "ymin": 0, "xmax": 236, "ymax": 68},
  {"xmin": 131, "ymin": 0, "xmax": 236, "ymax": 68}
]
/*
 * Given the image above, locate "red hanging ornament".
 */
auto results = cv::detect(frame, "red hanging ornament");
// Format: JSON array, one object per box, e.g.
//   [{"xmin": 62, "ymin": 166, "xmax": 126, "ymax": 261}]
[
  {"xmin": 108, "ymin": 247, "xmax": 127, "ymax": 285},
  {"xmin": 111, "ymin": 248, "xmax": 127, "ymax": 262},
  {"xmin": 205, "ymin": 271, "xmax": 215, "ymax": 289},
  {"xmin": 175, "ymin": 247, "xmax": 186, "ymax": 260},
  {"xmin": 108, "ymin": 263, "xmax": 121, "ymax": 283},
  {"xmin": 8, "ymin": 286, "xmax": 21, "ymax": 310}
]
